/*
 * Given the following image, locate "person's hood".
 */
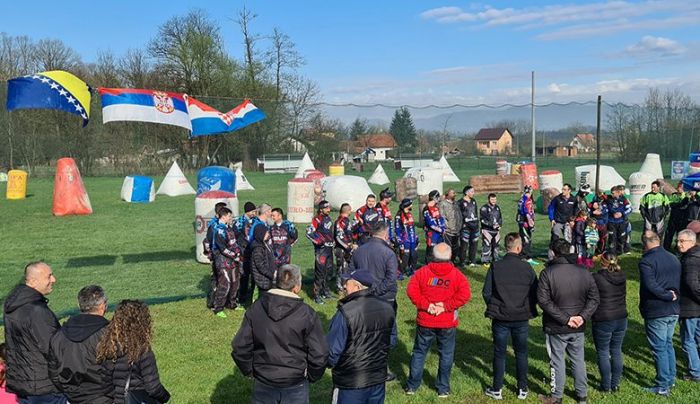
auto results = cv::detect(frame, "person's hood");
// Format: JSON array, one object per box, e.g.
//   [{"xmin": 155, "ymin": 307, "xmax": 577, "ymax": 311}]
[
  {"xmin": 426, "ymin": 261, "xmax": 455, "ymax": 277},
  {"xmin": 261, "ymin": 289, "xmax": 303, "ymax": 321},
  {"xmin": 62, "ymin": 314, "xmax": 109, "ymax": 342},
  {"xmin": 597, "ymin": 270, "xmax": 626, "ymax": 286},
  {"xmin": 253, "ymin": 223, "xmax": 268, "ymax": 244},
  {"xmin": 3, "ymin": 284, "xmax": 46, "ymax": 314}
]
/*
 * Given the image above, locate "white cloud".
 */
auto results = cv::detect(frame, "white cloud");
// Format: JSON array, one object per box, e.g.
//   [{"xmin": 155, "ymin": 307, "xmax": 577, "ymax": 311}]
[
  {"xmin": 625, "ymin": 36, "xmax": 686, "ymax": 58},
  {"xmin": 421, "ymin": 1, "xmax": 700, "ymax": 40}
]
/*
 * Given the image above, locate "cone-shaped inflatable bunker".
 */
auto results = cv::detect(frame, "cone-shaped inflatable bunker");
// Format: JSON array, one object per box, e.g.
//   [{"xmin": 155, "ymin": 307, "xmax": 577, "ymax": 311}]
[{"xmin": 53, "ymin": 157, "xmax": 92, "ymax": 216}]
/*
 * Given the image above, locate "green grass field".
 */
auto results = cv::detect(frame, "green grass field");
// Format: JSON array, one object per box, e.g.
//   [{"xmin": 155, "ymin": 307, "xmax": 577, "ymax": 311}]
[{"xmin": 0, "ymin": 158, "xmax": 694, "ymax": 403}]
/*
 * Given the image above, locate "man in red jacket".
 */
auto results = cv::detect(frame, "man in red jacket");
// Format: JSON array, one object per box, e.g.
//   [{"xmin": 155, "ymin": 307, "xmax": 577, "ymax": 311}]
[{"xmin": 404, "ymin": 243, "xmax": 471, "ymax": 398}]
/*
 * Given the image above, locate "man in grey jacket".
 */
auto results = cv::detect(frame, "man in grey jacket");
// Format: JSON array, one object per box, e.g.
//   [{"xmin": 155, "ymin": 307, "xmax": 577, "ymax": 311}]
[{"xmin": 439, "ymin": 188, "xmax": 462, "ymax": 264}]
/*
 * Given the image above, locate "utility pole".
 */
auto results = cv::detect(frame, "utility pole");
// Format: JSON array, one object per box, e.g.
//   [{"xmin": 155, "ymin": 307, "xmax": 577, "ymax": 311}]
[
  {"xmin": 595, "ymin": 95, "xmax": 602, "ymax": 194},
  {"xmin": 531, "ymin": 71, "xmax": 536, "ymax": 162}
]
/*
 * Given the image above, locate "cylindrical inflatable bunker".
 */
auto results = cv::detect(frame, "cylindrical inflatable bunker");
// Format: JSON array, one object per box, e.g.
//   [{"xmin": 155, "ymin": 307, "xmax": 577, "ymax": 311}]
[
  {"xmin": 194, "ymin": 190, "xmax": 238, "ymax": 263},
  {"xmin": 197, "ymin": 166, "xmax": 236, "ymax": 195},
  {"xmin": 6, "ymin": 169, "xmax": 28, "ymax": 200},
  {"xmin": 539, "ymin": 170, "xmax": 563, "ymax": 192},
  {"xmin": 322, "ymin": 176, "xmax": 374, "ymax": 211},
  {"xmin": 121, "ymin": 176, "xmax": 155, "ymax": 203},
  {"xmin": 53, "ymin": 158, "xmax": 92, "ymax": 216},
  {"xmin": 496, "ymin": 160, "xmax": 508, "ymax": 175},
  {"xmin": 329, "ymin": 163, "xmax": 345, "ymax": 176},
  {"xmin": 629, "ymin": 171, "xmax": 657, "ymax": 213},
  {"xmin": 288, "ymin": 178, "xmax": 315, "ymax": 223},
  {"xmin": 520, "ymin": 162, "xmax": 539, "ymax": 190},
  {"xmin": 405, "ymin": 167, "xmax": 443, "ymax": 196},
  {"xmin": 690, "ymin": 152, "xmax": 700, "ymax": 164},
  {"xmin": 688, "ymin": 162, "xmax": 700, "ymax": 176}
]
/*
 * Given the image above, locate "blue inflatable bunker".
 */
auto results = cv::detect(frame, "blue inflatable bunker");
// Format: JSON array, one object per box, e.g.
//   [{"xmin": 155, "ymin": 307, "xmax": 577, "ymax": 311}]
[{"xmin": 197, "ymin": 166, "xmax": 236, "ymax": 195}]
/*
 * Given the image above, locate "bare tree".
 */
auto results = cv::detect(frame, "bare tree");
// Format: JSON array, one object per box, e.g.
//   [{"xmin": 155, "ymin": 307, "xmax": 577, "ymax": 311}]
[
  {"xmin": 34, "ymin": 39, "xmax": 81, "ymax": 71},
  {"xmin": 119, "ymin": 48, "xmax": 153, "ymax": 88},
  {"xmin": 236, "ymin": 6, "xmax": 262, "ymax": 91}
]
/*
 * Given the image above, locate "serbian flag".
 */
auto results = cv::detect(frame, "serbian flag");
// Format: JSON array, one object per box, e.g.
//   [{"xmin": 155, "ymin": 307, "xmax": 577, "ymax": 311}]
[
  {"xmin": 7, "ymin": 70, "xmax": 91, "ymax": 126},
  {"xmin": 99, "ymin": 88, "xmax": 191, "ymax": 131},
  {"xmin": 188, "ymin": 97, "xmax": 266, "ymax": 137}
]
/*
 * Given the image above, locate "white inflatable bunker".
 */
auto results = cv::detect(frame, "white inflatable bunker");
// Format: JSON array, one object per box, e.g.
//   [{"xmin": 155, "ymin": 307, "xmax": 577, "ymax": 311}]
[
  {"xmin": 405, "ymin": 167, "xmax": 443, "ymax": 196},
  {"xmin": 236, "ymin": 167, "xmax": 255, "ymax": 191},
  {"xmin": 368, "ymin": 164, "xmax": 390, "ymax": 185},
  {"xmin": 438, "ymin": 155, "xmax": 460, "ymax": 182},
  {"xmin": 575, "ymin": 165, "xmax": 626, "ymax": 193},
  {"xmin": 322, "ymin": 176, "xmax": 374, "ymax": 211},
  {"xmin": 194, "ymin": 190, "xmax": 238, "ymax": 263},
  {"xmin": 629, "ymin": 171, "xmax": 656, "ymax": 213},
  {"xmin": 157, "ymin": 161, "xmax": 196, "ymax": 196},
  {"xmin": 639, "ymin": 153, "xmax": 664, "ymax": 180},
  {"xmin": 294, "ymin": 153, "xmax": 315, "ymax": 178}
]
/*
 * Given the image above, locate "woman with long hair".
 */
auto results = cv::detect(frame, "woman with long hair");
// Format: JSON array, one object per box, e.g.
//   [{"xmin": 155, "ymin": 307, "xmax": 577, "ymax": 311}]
[
  {"xmin": 97, "ymin": 300, "xmax": 170, "ymax": 404},
  {"xmin": 591, "ymin": 254, "xmax": 628, "ymax": 393}
]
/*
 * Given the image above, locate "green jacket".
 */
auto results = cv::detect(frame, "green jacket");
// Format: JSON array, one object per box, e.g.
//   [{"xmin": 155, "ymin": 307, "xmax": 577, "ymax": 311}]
[{"xmin": 640, "ymin": 191, "xmax": 670, "ymax": 224}]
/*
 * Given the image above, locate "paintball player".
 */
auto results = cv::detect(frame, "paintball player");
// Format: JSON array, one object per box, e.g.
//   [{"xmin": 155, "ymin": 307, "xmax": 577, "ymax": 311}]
[
  {"xmin": 270, "ymin": 208, "xmax": 298, "ymax": 266},
  {"xmin": 423, "ymin": 190, "xmax": 446, "ymax": 263},
  {"xmin": 354, "ymin": 194, "xmax": 383, "ymax": 245},
  {"xmin": 394, "ymin": 198, "xmax": 419, "ymax": 278},
  {"xmin": 307, "ymin": 200, "xmax": 335, "ymax": 304},
  {"xmin": 458, "ymin": 186, "xmax": 480, "ymax": 267}
]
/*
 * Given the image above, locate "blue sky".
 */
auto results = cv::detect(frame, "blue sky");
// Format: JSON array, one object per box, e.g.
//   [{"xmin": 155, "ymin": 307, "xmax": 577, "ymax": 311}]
[{"xmin": 2, "ymin": 0, "xmax": 699, "ymax": 106}]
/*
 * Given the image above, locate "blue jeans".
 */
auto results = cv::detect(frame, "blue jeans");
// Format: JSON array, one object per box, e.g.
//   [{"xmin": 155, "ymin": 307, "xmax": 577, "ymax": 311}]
[
  {"xmin": 406, "ymin": 326, "xmax": 456, "ymax": 394},
  {"xmin": 19, "ymin": 394, "xmax": 67, "ymax": 404},
  {"xmin": 681, "ymin": 317, "xmax": 700, "ymax": 378},
  {"xmin": 332, "ymin": 383, "xmax": 385, "ymax": 404},
  {"xmin": 252, "ymin": 380, "xmax": 309, "ymax": 404},
  {"xmin": 491, "ymin": 320, "xmax": 529, "ymax": 390},
  {"xmin": 645, "ymin": 315, "xmax": 679, "ymax": 389},
  {"xmin": 592, "ymin": 318, "xmax": 628, "ymax": 391}
]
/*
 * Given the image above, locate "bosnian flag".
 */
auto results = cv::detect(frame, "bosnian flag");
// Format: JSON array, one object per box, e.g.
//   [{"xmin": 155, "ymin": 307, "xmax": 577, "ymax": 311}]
[
  {"xmin": 99, "ymin": 88, "xmax": 191, "ymax": 131},
  {"xmin": 188, "ymin": 97, "xmax": 266, "ymax": 137}
]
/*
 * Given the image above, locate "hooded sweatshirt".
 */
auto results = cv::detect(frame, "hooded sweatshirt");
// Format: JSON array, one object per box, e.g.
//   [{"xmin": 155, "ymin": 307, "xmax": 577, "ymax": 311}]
[
  {"xmin": 3, "ymin": 284, "xmax": 60, "ymax": 397},
  {"xmin": 48, "ymin": 314, "xmax": 111, "ymax": 403},
  {"xmin": 406, "ymin": 261, "xmax": 471, "ymax": 328},
  {"xmin": 251, "ymin": 225, "xmax": 277, "ymax": 291},
  {"xmin": 232, "ymin": 289, "xmax": 329, "ymax": 388}
]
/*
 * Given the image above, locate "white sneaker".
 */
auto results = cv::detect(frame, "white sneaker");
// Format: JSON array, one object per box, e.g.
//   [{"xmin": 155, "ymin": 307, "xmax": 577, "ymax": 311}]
[
  {"xmin": 518, "ymin": 388, "xmax": 528, "ymax": 400},
  {"xmin": 484, "ymin": 387, "xmax": 503, "ymax": 400}
]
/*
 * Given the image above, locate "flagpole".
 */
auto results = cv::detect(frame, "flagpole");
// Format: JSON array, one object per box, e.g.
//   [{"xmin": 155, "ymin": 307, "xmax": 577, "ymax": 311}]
[{"xmin": 531, "ymin": 71, "xmax": 536, "ymax": 162}]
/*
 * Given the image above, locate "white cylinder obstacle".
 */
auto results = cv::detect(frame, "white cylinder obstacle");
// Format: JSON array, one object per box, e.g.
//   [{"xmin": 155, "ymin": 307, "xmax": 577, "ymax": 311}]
[
  {"xmin": 287, "ymin": 178, "xmax": 315, "ymax": 223},
  {"xmin": 194, "ymin": 191, "xmax": 238, "ymax": 263}
]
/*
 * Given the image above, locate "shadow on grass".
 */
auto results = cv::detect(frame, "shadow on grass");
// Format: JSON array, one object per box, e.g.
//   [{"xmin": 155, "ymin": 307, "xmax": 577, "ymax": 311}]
[
  {"xmin": 66, "ymin": 255, "xmax": 118, "ymax": 268},
  {"xmin": 122, "ymin": 250, "xmax": 193, "ymax": 264}
]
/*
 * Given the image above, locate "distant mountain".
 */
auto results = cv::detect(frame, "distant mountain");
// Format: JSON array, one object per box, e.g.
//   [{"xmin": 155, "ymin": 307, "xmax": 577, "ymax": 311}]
[{"xmin": 324, "ymin": 103, "xmax": 599, "ymax": 134}]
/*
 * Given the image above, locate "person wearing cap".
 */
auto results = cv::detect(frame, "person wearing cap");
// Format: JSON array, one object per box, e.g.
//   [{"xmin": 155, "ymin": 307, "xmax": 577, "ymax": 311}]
[
  {"xmin": 480, "ymin": 193, "xmax": 503, "ymax": 266},
  {"xmin": 232, "ymin": 264, "xmax": 329, "ymax": 404},
  {"xmin": 306, "ymin": 200, "xmax": 335, "ymax": 304},
  {"xmin": 664, "ymin": 182, "xmax": 688, "ymax": 250},
  {"xmin": 640, "ymin": 181, "xmax": 670, "ymax": 243},
  {"xmin": 235, "ymin": 201, "xmax": 258, "ymax": 306},
  {"xmin": 517, "ymin": 186, "xmax": 537, "ymax": 264},
  {"xmin": 334, "ymin": 203, "xmax": 356, "ymax": 290},
  {"xmin": 423, "ymin": 190, "xmax": 446, "ymax": 263},
  {"xmin": 458, "ymin": 186, "xmax": 480, "ymax": 267},
  {"xmin": 327, "ymin": 270, "xmax": 395, "ymax": 404},
  {"xmin": 395, "ymin": 198, "xmax": 419, "ymax": 278},
  {"xmin": 548, "ymin": 183, "xmax": 579, "ymax": 244},
  {"xmin": 439, "ymin": 188, "xmax": 462, "ymax": 264},
  {"xmin": 405, "ymin": 243, "xmax": 471, "ymax": 398},
  {"xmin": 353, "ymin": 194, "xmax": 383, "ymax": 246}
]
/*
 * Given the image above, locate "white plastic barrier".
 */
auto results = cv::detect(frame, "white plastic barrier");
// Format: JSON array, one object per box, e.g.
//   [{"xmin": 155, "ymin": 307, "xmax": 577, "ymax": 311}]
[
  {"xmin": 629, "ymin": 171, "xmax": 656, "ymax": 213},
  {"xmin": 288, "ymin": 178, "xmax": 315, "ymax": 223},
  {"xmin": 194, "ymin": 191, "xmax": 238, "ymax": 263},
  {"xmin": 405, "ymin": 167, "xmax": 444, "ymax": 196},
  {"xmin": 539, "ymin": 170, "xmax": 563, "ymax": 192},
  {"xmin": 575, "ymin": 165, "xmax": 626, "ymax": 193},
  {"xmin": 321, "ymin": 175, "xmax": 374, "ymax": 211},
  {"xmin": 639, "ymin": 153, "xmax": 664, "ymax": 179}
]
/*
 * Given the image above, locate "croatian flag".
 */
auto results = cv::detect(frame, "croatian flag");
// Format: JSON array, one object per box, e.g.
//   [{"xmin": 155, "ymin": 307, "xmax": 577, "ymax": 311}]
[
  {"xmin": 99, "ymin": 88, "xmax": 191, "ymax": 131},
  {"xmin": 188, "ymin": 97, "xmax": 266, "ymax": 137}
]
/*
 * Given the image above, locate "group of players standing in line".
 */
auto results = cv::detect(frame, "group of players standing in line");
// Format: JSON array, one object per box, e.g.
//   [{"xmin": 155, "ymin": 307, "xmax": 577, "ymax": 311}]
[{"xmin": 200, "ymin": 178, "xmax": 700, "ymax": 313}]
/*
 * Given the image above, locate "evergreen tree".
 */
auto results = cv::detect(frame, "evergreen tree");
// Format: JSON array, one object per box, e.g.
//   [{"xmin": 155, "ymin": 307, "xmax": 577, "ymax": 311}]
[
  {"xmin": 348, "ymin": 118, "xmax": 368, "ymax": 140},
  {"xmin": 389, "ymin": 107, "xmax": 417, "ymax": 152}
]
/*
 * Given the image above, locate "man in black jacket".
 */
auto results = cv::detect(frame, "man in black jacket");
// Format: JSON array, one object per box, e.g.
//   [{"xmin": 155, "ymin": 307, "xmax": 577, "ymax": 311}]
[
  {"xmin": 483, "ymin": 233, "xmax": 537, "ymax": 401},
  {"xmin": 537, "ymin": 240, "xmax": 599, "ymax": 404},
  {"xmin": 232, "ymin": 264, "xmax": 329, "ymax": 403},
  {"xmin": 327, "ymin": 270, "xmax": 395, "ymax": 403},
  {"xmin": 48, "ymin": 285, "xmax": 110, "ymax": 404},
  {"xmin": 547, "ymin": 183, "xmax": 578, "ymax": 244},
  {"xmin": 677, "ymin": 229, "xmax": 700, "ymax": 382},
  {"xmin": 639, "ymin": 230, "xmax": 681, "ymax": 396},
  {"xmin": 3, "ymin": 262, "xmax": 66, "ymax": 404}
]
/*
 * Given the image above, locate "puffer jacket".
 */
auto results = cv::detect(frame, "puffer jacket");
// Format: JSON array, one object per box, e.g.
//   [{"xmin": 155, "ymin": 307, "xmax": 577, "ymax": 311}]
[
  {"xmin": 251, "ymin": 225, "xmax": 277, "ymax": 291},
  {"xmin": 100, "ymin": 349, "xmax": 170, "ymax": 404},
  {"xmin": 680, "ymin": 245, "xmax": 700, "ymax": 319}
]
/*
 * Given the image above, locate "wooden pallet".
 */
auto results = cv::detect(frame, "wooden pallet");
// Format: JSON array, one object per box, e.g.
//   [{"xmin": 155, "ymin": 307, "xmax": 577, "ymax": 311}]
[{"xmin": 470, "ymin": 174, "xmax": 523, "ymax": 194}]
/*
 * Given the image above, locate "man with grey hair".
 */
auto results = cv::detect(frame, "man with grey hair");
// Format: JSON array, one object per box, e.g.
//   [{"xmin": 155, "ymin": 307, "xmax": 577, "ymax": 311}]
[
  {"xmin": 676, "ymin": 229, "xmax": 700, "ymax": 382},
  {"xmin": 233, "ymin": 264, "xmax": 328, "ymax": 404},
  {"xmin": 639, "ymin": 230, "xmax": 681, "ymax": 396},
  {"xmin": 405, "ymin": 243, "xmax": 471, "ymax": 398},
  {"xmin": 48, "ymin": 285, "xmax": 110, "ymax": 403},
  {"xmin": 3, "ymin": 262, "xmax": 65, "ymax": 403},
  {"xmin": 249, "ymin": 203, "xmax": 273, "ymax": 244}
]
